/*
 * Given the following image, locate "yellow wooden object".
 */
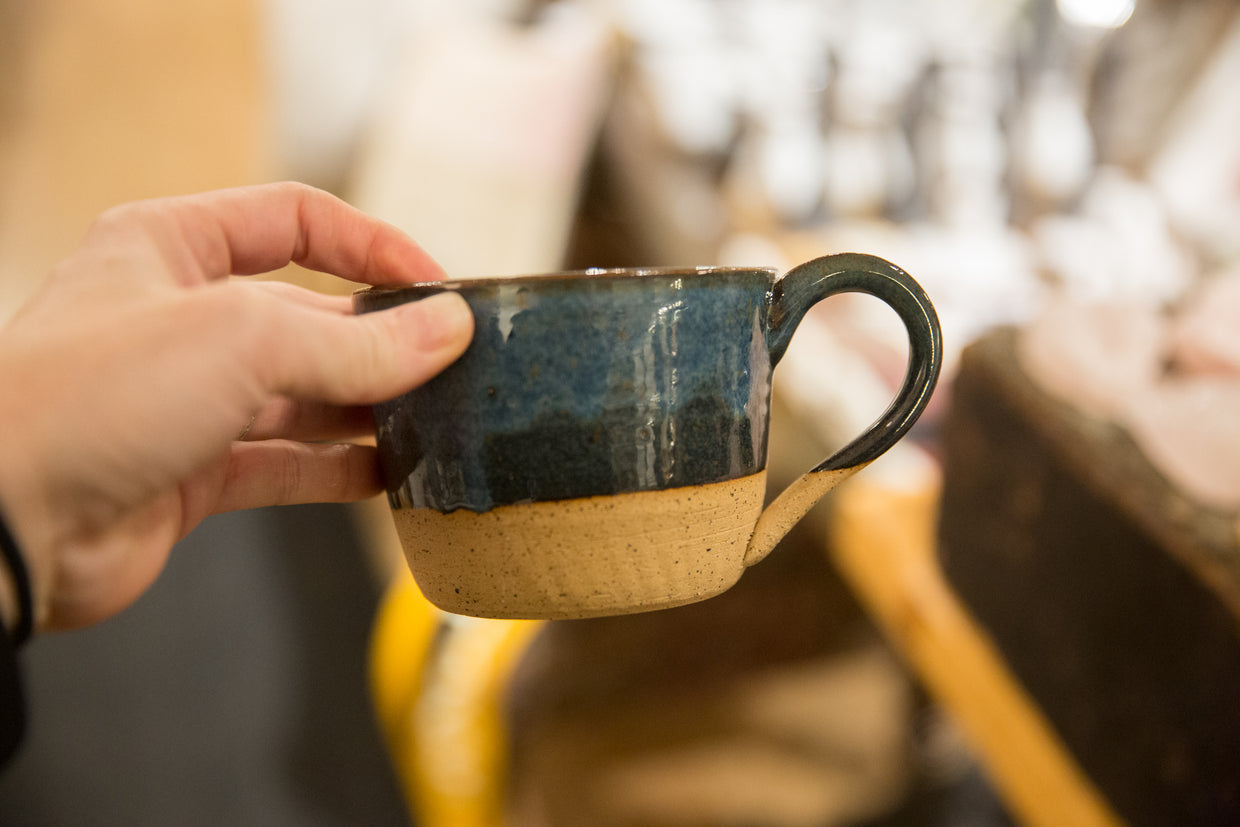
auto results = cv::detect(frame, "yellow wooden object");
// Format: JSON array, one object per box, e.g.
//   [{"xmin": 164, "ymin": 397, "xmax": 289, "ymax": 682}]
[
  {"xmin": 369, "ymin": 574, "xmax": 444, "ymax": 794},
  {"xmin": 369, "ymin": 574, "xmax": 544, "ymax": 827},
  {"xmin": 829, "ymin": 473, "xmax": 1125, "ymax": 827}
]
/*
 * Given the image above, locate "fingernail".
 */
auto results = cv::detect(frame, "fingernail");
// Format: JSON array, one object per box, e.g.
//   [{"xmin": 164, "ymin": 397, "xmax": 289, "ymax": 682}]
[{"xmin": 409, "ymin": 291, "xmax": 473, "ymax": 350}]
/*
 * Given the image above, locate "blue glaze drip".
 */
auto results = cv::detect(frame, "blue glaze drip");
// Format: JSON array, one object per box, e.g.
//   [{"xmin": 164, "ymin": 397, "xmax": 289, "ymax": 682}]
[
  {"xmin": 356, "ymin": 253, "xmax": 942, "ymax": 515},
  {"xmin": 359, "ymin": 269, "xmax": 778, "ymax": 512}
]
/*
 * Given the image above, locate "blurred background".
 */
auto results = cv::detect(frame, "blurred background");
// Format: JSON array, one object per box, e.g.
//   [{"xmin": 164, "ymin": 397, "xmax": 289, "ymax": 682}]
[{"xmin": 1, "ymin": 0, "xmax": 1238, "ymax": 824}]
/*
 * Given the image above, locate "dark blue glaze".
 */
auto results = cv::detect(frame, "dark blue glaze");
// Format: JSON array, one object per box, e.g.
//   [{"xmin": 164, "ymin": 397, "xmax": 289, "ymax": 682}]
[
  {"xmin": 354, "ymin": 254, "xmax": 942, "ymax": 513},
  {"xmin": 356, "ymin": 268, "xmax": 778, "ymax": 511}
]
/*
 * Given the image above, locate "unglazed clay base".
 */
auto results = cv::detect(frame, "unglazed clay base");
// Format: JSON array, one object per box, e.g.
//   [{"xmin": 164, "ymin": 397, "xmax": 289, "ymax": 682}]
[{"xmin": 392, "ymin": 472, "xmax": 767, "ymax": 619}]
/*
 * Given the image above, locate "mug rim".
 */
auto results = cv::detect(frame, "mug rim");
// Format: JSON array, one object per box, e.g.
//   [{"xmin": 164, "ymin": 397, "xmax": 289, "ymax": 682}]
[{"xmin": 355, "ymin": 264, "xmax": 781, "ymax": 295}]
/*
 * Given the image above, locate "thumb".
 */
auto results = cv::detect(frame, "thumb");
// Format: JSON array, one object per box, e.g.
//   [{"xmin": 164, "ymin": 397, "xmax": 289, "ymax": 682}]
[{"xmin": 262, "ymin": 291, "xmax": 474, "ymax": 404}]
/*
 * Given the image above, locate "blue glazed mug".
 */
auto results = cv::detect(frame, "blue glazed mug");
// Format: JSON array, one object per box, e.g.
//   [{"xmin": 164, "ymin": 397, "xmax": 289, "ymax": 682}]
[{"xmin": 355, "ymin": 253, "xmax": 941, "ymax": 619}]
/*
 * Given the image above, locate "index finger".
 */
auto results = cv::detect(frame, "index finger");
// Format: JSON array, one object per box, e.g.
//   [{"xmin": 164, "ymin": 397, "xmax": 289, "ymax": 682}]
[{"xmin": 102, "ymin": 182, "xmax": 447, "ymax": 286}]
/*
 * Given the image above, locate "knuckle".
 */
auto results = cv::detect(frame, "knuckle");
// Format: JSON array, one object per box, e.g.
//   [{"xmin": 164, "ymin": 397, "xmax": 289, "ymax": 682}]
[
  {"xmin": 200, "ymin": 283, "xmax": 264, "ymax": 343},
  {"xmin": 87, "ymin": 202, "xmax": 142, "ymax": 235},
  {"xmin": 337, "ymin": 329, "xmax": 387, "ymax": 401},
  {"xmin": 274, "ymin": 444, "xmax": 305, "ymax": 503},
  {"xmin": 343, "ymin": 444, "xmax": 380, "ymax": 499},
  {"xmin": 271, "ymin": 180, "xmax": 320, "ymax": 200},
  {"xmin": 186, "ymin": 283, "xmax": 274, "ymax": 385},
  {"xmin": 357, "ymin": 313, "xmax": 405, "ymax": 389},
  {"xmin": 86, "ymin": 199, "xmax": 167, "ymax": 246},
  {"xmin": 272, "ymin": 181, "xmax": 334, "ymax": 223}
]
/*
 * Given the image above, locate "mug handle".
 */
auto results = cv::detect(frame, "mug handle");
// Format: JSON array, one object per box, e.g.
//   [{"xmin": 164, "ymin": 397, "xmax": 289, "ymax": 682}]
[{"xmin": 743, "ymin": 252, "xmax": 943, "ymax": 566}]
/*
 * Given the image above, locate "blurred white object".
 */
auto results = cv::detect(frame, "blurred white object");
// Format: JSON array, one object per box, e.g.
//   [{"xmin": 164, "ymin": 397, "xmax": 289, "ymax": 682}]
[
  {"xmin": 264, "ymin": 0, "xmax": 417, "ymax": 189},
  {"xmin": 716, "ymin": 233, "xmax": 791, "ymax": 271},
  {"xmin": 822, "ymin": 126, "xmax": 915, "ymax": 220},
  {"xmin": 620, "ymin": 0, "xmax": 738, "ymax": 157},
  {"xmin": 1010, "ymin": 73, "xmax": 1095, "ymax": 208},
  {"xmin": 1149, "ymin": 11, "xmax": 1240, "ymax": 263},
  {"xmin": 1056, "ymin": 0, "xmax": 1135, "ymax": 30},
  {"xmin": 634, "ymin": 48, "xmax": 739, "ymax": 157},
  {"xmin": 1019, "ymin": 300, "xmax": 1164, "ymax": 421},
  {"xmin": 1169, "ymin": 269, "xmax": 1240, "ymax": 376},
  {"xmin": 619, "ymin": 0, "xmax": 723, "ymax": 47},
  {"xmin": 757, "ymin": 118, "xmax": 827, "ymax": 223},
  {"xmin": 1020, "ymin": 287, "xmax": 1240, "ymax": 511},
  {"xmin": 729, "ymin": 0, "xmax": 830, "ymax": 117},
  {"xmin": 822, "ymin": 11, "xmax": 921, "ymax": 219},
  {"xmin": 861, "ymin": 439, "xmax": 940, "ymax": 494},
  {"xmin": 1033, "ymin": 166, "xmax": 1194, "ymax": 303},
  {"xmin": 911, "ymin": 224, "xmax": 1042, "ymax": 354},
  {"xmin": 348, "ymin": 3, "xmax": 614, "ymax": 277},
  {"xmin": 777, "ymin": 317, "xmax": 898, "ymax": 460},
  {"xmin": 1125, "ymin": 379, "xmax": 1240, "ymax": 511},
  {"xmin": 919, "ymin": 61, "xmax": 1011, "ymax": 229},
  {"xmin": 602, "ymin": 77, "xmax": 729, "ymax": 265},
  {"xmin": 805, "ymin": 217, "xmax": 1041, "ymax": 375}
]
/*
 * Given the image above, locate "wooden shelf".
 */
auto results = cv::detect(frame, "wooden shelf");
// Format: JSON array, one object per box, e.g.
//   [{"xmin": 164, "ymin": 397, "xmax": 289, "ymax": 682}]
[{"xmin": 829, "ymin": 473, "xmax": 1123, "ymax": 827}]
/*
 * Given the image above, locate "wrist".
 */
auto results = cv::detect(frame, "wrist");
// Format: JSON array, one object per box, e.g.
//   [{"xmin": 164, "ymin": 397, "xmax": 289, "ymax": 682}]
[
  {"xmin": 0, "ymin": 461, "xmax": 54, "ymax": 640},
  {"xmin": 0, "ymin": 509, "xmax": 34, "ymax": 646},
  {"xmin": 0, "ymin": 555, "xmax": 18, "ymax": 637},
  {"xmin": 0, "ymin": 355, "xmax": 54, "ymax": 638}
]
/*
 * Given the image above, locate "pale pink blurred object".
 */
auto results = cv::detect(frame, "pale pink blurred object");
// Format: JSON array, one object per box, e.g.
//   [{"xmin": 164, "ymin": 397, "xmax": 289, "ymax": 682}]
[
  {"xmin": 1167, "ymin": 271, "xmax": 1240, "ymax": 376},
  {"xmin": 1020, "ymin": 282, "xmax": 1240, "ymax": 511},
  {"xmin": 1123, "ymin": 378, "xmax": 1240, "ymax": 510},
  {"xmin": 1019, "ymin": 300, "xmax": 1164, "ymax": 421}
]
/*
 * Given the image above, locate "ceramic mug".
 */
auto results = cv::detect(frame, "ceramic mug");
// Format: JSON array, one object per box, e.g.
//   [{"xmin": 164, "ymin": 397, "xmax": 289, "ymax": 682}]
[{"xmin": 355, "ymin": 252, "xmax": 941, "ymax": 619}]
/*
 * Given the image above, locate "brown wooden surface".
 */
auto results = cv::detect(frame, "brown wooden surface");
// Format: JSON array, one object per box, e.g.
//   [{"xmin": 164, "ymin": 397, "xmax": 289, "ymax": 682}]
[
  {"xmin": 938, "ymin": 330, "xmax": 1240, "ymax": 826},
  {"xmin": 830, "ymin": 471, "xmax": 1123, "ymax": 827}
]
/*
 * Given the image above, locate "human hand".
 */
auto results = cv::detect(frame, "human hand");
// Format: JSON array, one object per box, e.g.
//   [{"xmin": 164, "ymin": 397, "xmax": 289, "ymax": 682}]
[{"xmin": 0, "ymin": 183, "xmax": 473, "ymax": 634}]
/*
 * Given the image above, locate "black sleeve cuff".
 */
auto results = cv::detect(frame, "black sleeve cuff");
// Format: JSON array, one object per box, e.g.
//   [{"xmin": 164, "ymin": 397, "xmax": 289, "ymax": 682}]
[{"xmin": 0, "ymin": 627, "xmax": 24, "ymax": 768}]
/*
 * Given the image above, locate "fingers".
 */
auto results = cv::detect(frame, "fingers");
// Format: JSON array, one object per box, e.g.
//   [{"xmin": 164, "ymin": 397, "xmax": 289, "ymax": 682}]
[
  {"xmin": 257, "ymin": 290, "xmax": 474, "ymax": 406},
  {"xmin": 242, "ymin": 398, "xmax": 374, "ymax": 443},
  {"xmin": 234, "ymin": 282, "xmax": 464, "ymax": 439},
  {"xmin": 93, "ymin": 182, "xmax": 447, "ymax": 287},
  {"xmin": 214, "ymin": 441, "xmax": 384, "ymax": 513},
  {"xmin": 242, "ymin": 279, "xmax": 354, "ymax": 315}
]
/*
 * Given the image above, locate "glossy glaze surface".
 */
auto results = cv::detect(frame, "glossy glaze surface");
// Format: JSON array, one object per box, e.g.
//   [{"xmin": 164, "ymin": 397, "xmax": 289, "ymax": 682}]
[
  {"xmin": 357, "ymin": 253, "xmax": 942, "ymax": 618},
  {"xmin": 357, "ymin": 254, "xmax": 941, "ymax": 516},
  {"xmin": 357, "ymin": 269, "xmax": 778, "ymax": 512}
]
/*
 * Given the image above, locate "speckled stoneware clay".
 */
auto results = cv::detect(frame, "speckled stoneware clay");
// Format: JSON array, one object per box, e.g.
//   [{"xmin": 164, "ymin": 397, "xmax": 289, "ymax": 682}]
[{"xmin": 354, "ymin": 253, "xmax": 941, "ymax": 619}]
